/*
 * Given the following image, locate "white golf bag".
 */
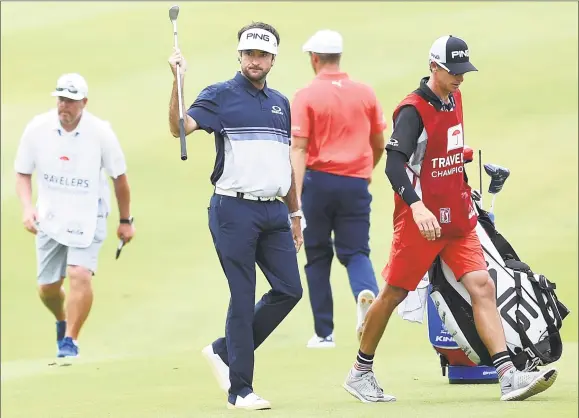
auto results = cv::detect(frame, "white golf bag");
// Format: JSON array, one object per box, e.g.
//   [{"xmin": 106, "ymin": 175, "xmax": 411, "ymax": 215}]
[{"xmin": 429, "ymin": 197, "xmax": 570, "ymax": 371}]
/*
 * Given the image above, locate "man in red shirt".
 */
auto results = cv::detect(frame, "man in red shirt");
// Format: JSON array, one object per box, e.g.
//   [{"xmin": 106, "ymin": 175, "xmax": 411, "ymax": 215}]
[
  {"xmin": 291, "ymin": 30, "xmax": 387, "ymax": 348},
  {"xmin": 343, "ymin": 35, "xmax": 558, "ymax": 403}
]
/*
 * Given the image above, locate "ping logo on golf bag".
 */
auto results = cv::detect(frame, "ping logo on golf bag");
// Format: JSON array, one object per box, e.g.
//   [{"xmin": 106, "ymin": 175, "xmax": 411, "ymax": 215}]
[
  {"xmin": 486, "ymin": 261, "xmax": 498, "ymax": 298},
  {"xmin": 425, "ymin": 161, "xmax": 569, "ymax": 371},
  {"xmin": 484, "ymin": 261, "xmax": 539, "ymax": 333},
  {"xmin": 497, "ymin": 285, "xmax": 540, "ymax": 332},
  {"xmin": 524, "ymin": 346, "xmax": 537, "ymax": 360},
  {"xmin": 440, "ymin": 208, "xmax": 451, "ymax": 224}
]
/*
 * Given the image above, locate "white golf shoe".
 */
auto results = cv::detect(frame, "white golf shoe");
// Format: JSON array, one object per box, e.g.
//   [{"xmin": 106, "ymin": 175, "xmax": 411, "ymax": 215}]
[
  {"xmin": 306, "ymin": 333, "xmax": 336, "ymax": 348},
  {"xmin": 227, "ymin": 392, "xmax": 271, "ymax": 410},
  {"xmin": 500, "ymin": 366, "xmax": 558, "ymax": 401},
  {"xmin": 201, "ymin": 344, "xmax": 230, "ymax": 392},
  {"xmin": 343, "ymin": 368, "xmax": 396, "ymax": 403},
  {"xmin": 356, "ymin": 289, "xmax": 376, "ymax": 341}
]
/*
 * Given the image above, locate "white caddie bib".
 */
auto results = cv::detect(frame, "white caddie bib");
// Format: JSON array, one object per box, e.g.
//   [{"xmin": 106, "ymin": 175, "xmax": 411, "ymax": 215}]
[{"xmin": 35, "ymin": 130, "xmax": 102, "ymax": 248}]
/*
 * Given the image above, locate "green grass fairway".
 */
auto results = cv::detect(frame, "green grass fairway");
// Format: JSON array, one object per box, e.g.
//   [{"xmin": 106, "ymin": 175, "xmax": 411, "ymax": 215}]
[{"xmin": 1, "ymin": 2, "xmax": 577, "ymax": 417}]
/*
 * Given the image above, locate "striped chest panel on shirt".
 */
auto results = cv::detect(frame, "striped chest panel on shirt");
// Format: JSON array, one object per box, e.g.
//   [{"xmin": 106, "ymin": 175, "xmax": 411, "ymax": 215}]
[{"xmin": 214, "ymin": 82, "xmax": 292, "ymax": 197}]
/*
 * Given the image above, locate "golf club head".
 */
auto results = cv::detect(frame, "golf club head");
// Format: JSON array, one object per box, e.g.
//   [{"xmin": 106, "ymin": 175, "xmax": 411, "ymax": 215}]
[
  {"xmin": 484, "ymin": 163, "xmax": 510, "ymax": 194},
  {"xmin": 169, "ymin": 5, "xmax": 179, "ymax": 21}
]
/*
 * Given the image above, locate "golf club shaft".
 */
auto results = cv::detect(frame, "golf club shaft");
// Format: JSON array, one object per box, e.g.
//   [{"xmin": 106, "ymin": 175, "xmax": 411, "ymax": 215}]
[
  {"xmin": 172, "ymin": 20, "xmax": 187, "ymax": 161},
  {"xmin": 490, "ymin": 194, "xmax": 497, "ymax": 214}
]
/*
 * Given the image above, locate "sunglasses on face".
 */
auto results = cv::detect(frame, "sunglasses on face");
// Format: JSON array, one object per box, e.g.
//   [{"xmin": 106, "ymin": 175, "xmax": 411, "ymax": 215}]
[{"xmin": 55, "ymin": 86, "xmax": 78, "ymax": 94}]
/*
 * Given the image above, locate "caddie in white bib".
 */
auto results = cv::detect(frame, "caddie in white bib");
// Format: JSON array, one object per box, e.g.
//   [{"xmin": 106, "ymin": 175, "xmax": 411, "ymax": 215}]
[
  {"xmin": 13, "ymin": 72, "xmax": 134, "ymax": 360},
  {"xmin": 35, "ymin": 116, "xmax": 103, "ymax": 248}
]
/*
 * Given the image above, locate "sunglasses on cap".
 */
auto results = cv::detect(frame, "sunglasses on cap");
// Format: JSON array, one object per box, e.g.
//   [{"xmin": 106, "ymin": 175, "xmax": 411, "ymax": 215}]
[{"xmin": 55, "ymin": 86, "xmax": 79, "ymax": 94}]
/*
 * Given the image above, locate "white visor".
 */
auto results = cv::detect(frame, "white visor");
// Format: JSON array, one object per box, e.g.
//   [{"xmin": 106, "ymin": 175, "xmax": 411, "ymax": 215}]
[{"xmin": 237, "ymin": 28, "xmax": 278, "ymax": 55}]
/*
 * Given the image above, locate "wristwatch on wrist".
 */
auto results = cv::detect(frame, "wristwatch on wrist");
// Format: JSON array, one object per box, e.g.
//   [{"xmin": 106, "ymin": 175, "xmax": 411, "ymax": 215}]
[
  {"xmin": 289, "ymin": 210, "xmax": 303, "ymax": 219},
  {"xmin": 120, "ymin": 216, "xmax": 134, "ymax": 225}
]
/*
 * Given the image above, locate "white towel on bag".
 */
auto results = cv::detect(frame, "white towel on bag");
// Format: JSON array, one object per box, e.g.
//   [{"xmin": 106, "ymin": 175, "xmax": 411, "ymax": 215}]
[{"xmin": 397, "ymin": 273, "xmax": 430, "ymax": 323}]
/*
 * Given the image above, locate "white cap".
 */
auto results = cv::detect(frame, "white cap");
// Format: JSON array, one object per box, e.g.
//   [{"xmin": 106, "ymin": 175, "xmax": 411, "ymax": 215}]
[
  {"xmin": 302, "ymin": 30, "xmax": 343, "ymax": 54},
  {"xmin": 237, "ymin": 28, "xmax": 278, "ymax": 55},
  {"xmin": 50, "ymin": 73, "xmax": 89, "ymax": 100}
]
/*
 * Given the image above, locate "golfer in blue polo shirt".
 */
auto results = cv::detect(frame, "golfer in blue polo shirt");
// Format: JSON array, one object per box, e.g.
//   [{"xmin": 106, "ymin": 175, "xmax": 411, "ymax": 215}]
[{"xmin": 167, "ymin": 22, "xmax": 303, "ymax": 411}]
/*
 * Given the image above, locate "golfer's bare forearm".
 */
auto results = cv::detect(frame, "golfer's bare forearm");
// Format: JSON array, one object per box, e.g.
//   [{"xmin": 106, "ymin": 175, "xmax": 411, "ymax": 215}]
[
  {"xmin": 113, "ymin": 174, "xmax": 131, "ymax": 219},
  {"xmin": 169, "ymin": 77, "xmax": 184, "ymax": 137},
  {"xmin": 15, "ymin": 173, "xmax": 33, "ymax": 209},
  {"xmin": 372, "ymin": 146, "xmax": 384, "ymax": 168},
  {"xmin": 370, "ymin": 133, "xmax": 385, "ymax": 168},
  {"xmin": 290, "ymin": 147, "xmax": 307, "ymax": 201},
  {"xmin": 169, "ymin": 76, "xmax": 198, "ymax": 137},
  {"xmin": 283, "ymin": 169, "xmax": 300, "ymax": 213}
]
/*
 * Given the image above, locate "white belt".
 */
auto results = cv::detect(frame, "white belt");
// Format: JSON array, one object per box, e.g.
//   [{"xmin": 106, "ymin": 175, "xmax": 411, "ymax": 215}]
[{"xmin": 214, "ymin": 187, "xmax": 277, "ymax": 202}]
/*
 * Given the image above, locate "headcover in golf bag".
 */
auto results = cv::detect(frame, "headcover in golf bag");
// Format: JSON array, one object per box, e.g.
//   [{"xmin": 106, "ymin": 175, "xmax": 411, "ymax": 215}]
[{"xmin": 429, "ymin": 200, "xmax": 570, "ymax": 371}]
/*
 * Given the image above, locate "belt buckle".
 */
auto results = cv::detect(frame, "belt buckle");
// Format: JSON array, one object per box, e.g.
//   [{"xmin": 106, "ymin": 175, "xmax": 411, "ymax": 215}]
[
  {"xmin": 236, "ymin": 192, "xmax": 273, "ymax": 202},
  {"xmin": 236, "ymin": 192, "xmax": 255, "ymax": 201}
]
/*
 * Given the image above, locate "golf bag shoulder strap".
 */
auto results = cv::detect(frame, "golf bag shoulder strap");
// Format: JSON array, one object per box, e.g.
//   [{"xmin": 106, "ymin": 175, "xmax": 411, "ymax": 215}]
[
  {"xmin": 512, "ymin": 270, "xmax": 563, "ymax": 368},
  {"xmin": 531, "ymin": 275, "xmax": 565, "ymax": 349},
  {"xmin": 477, "ymin": 208, "xmax": 521, "ymax": 261}
]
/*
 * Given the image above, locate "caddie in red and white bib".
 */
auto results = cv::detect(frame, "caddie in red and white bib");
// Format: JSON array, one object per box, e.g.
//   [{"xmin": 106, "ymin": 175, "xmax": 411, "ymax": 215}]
[{"xmin": 343, "ymin": 35, "xmax": 559, "ymax": 404}]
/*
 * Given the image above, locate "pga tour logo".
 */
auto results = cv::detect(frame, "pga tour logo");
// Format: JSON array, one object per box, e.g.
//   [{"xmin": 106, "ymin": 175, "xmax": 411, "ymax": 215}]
[{"xmin": 440, "ymin": 207, "xmax": 451, "ymax": 224}]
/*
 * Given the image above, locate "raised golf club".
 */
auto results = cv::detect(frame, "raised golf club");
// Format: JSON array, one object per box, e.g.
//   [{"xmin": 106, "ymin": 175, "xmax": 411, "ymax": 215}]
[
  {"xmin": 484, "ymin": 163, "xmax": 510, "ymax": 221},
  {"xmin": 169, "ymin": 4, "xmax": 187, "ymax": 161}
]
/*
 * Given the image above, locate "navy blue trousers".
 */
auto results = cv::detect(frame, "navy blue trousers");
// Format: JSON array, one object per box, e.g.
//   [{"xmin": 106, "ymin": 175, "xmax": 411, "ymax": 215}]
[
  {"xmin": 208, "ymin": 194, "xmax": 303, "ymax": 402},
  {"xmin": 301, "ymin": 169, "xmax": 379, "ymax": 338}
]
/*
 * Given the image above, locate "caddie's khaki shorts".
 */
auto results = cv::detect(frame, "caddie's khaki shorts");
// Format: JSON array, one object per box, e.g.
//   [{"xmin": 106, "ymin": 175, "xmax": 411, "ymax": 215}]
[{"xmin": 35, "ymin": 202, "xmax": 108, "ymax": 285}]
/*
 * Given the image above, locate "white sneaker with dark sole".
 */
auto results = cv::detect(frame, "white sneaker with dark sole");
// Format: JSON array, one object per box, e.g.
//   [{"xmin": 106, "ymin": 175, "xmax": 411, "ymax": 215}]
[
  {"xmin": 500, "ymin": 367, "xmax": 558, "ymax": 401},
  {"xmin": 356, "ymin": 290, "xmax": 376, "ymax": 341},
  {"xmin": 201, "ymin": 344, "xmax": 230, "ymax": 392}
]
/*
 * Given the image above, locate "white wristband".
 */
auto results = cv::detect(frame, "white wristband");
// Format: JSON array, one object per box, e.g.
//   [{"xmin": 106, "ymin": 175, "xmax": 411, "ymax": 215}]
[{"xmin": 289, "ymin": 210, "xmax": 303, "ymax": 219}]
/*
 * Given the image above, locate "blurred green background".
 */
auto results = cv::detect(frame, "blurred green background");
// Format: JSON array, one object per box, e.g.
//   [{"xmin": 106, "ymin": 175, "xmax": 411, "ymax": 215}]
[{"xmin": 1, "ymin": 2, "xmax": 577, "ymax": 417}]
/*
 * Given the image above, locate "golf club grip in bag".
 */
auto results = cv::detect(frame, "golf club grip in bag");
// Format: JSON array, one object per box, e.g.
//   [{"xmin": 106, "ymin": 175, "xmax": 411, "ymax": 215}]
[{"xmin": 429, "ymin": 205, "xmax": 570, "ymax": 371}]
